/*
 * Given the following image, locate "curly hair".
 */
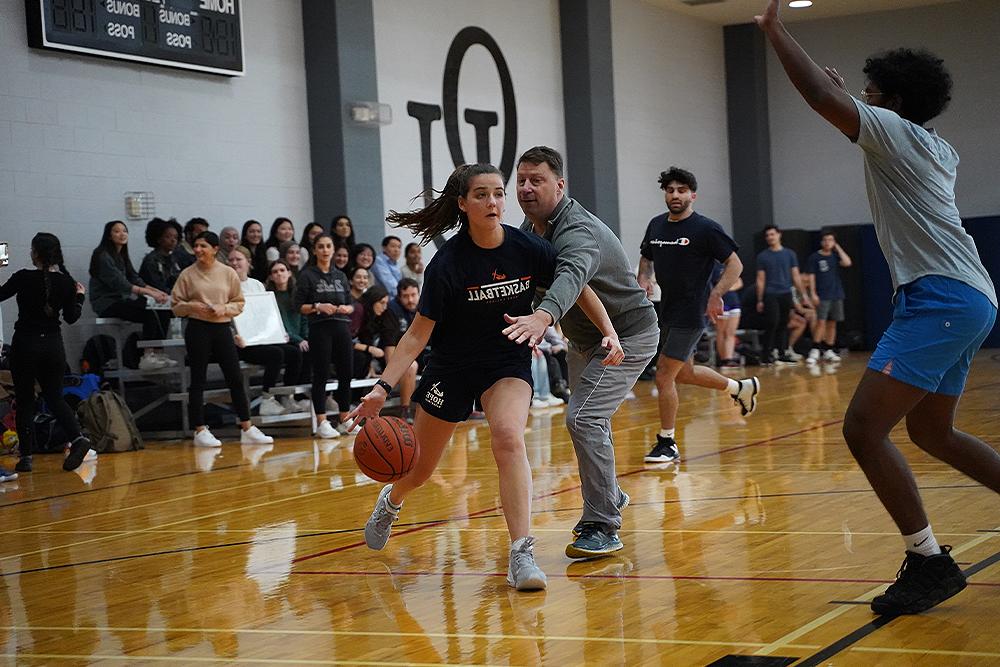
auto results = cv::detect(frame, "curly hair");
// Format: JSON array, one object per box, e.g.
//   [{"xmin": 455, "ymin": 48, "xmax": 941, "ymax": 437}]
[
  {"xmin": 144, "ymin": 217, "xmax": 182, "ymax": 249},
  {"xmin": 658, "ymin": 167, "xmax": 697, "ymax": 192},
  {"xmin": 863, "ymin": 48, "xmax": 952, "ymax": 125}
]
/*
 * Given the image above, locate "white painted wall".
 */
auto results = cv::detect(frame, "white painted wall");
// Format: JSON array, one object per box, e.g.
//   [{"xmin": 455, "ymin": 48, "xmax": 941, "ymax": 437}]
[
  {"xmin": 372, "ymin": 0, "xmax": 564, "ymax": 251},
  {"xmin": 612, "ymin": 0, "xmax": 732, "ymax": 265},
  {"xmin": 767, "ymin": 0, "xmax": 1000, "ymax": 229}
]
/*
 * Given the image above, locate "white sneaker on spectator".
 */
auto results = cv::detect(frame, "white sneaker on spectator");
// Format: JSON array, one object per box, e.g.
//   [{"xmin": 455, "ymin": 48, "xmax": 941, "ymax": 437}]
[
  {"xmin": 337, "ymin": 421, "xmax": 361, "ymax": 436},
  {"xmin": 156, "ymin": 352, "xmax": 179, "ymax": 367},
  {"xmin": 296, "ymin": 398, "xmax": 313, "ymax": 412},
  {"xmin": 316, "ymin": 420, "xmax": 340, "ymax": 439},
  {"xmin": 279, "ymin": 396, "xmax": 301, "ymax": 413},
  {"xmin": 785, "ymin": 348, "xmax": 803, "ymax": 362},
  {"xmin": 544, "ymin": 395, "xmax": 564, "ymax": 407},
  {"xmin": 806, "ymin": 348, "xmax": 820, "ymax": 365},
  {"xmin": 241, "ymin": 425, "xmax": 273, "ymax": 444},
  {"xmin": 84, "ymin": 449, "xmax": 98, "ymax": 461},
  {"xmin": 259, "ymin": 395, "xmax": 285, "ymax": 416},
  {"xmin": 325, "ymin": 396, "xmax": 338, "ymax": 414},
  {"xmin": 822, "ymin": 349, "xmax": 841, "ymax": 362},
  {"xmin": 194, "ymin": 428, "xmax": 221, "ymax": 447},
  {"xmin": 530, "ymin": 397, "xmax": 548, "ymax": 410},
  {"xmin": 139, "ymin": 352, "xmax": 169, "ymax": 371}
]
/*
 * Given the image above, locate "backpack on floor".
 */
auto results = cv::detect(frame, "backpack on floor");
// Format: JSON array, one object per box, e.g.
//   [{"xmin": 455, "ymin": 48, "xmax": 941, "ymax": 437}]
[{"xmin": 77, "ymin": 391, "xmax": 144, "ymax": 453}]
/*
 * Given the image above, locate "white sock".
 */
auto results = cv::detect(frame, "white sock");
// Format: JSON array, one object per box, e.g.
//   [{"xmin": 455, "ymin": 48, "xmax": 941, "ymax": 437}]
[
  {"xmin": 659, "ymin": 428, "xmax": 675, "ymax": 439},
  {"xmin": 726, "ymin": 379, "xmax": 740, "ymax": 395},
  {"xmin": 903, "ymin": 525, "xmax": 940, "ymax": 557}
]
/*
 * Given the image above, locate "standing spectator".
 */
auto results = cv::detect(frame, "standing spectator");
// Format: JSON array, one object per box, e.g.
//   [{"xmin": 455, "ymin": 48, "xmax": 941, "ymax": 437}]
[
  {"xmin": 170, "ymin": 232, "xmax": 273, "ymax": 446},
  {"xmin": 347, "ymin": 266, "xmax": 370, "ymax": 337},
  {"xmin": 299, "ymin": 222, "xmax": 324, "ymax": 268},
  {"xmin": 1, "ymin": 233, "xmax": 93, "ymax": 474},
  {"xmin": 139, "ymin": 217, "xmax": 185, "ymax": 293},
  {"xmin": 711, "ymin": 263, "xmax": 744, "ymax": 367},
  {"xmin": 268, "ymin": 259, "xmax": 311, "ymax": 412},
  {"xmin": 804, "ymin": 229, "xmax": 852, "ymax": 363},
  {"xmin": 371, "ymin": 235, "xmax": 403, "ymax": 296},
  {"xmin": 296, "ymin": 233, "xmax": 355, "ymax": 439},
  {"xmin": 265, "ymin": 217, "xmax": 295, "ymax": 263},
  {"xmin": 229, "ymin": 247, "xmax": 302, "ymax": 417},
  {"xmin": 332, "ymin": 215, "xmax": 356, "ymax": 252},
  {"xmin": 400, "ymin": 242, "xmax": 425, "ymax": 288},
  {"xmin": 241, "ymin": 220, "xmax": 269, "ymax": 281},
  {"xmin": 176, "ymin": 218, "xmax": 209, "ymax": 268},
  {"xmin": 333, "ymin": 245, "xmax": 350, "ymax": 272},
  {"xmin": 218, "ymin": 226, "xmax": 241, "ymax": 267},
  {"xmin": 350, "ymin": 243, "xmax": 376, "ymax": 276},
  {"xmin": 278, "ymin": 241, "xmax": 302, "ymax": 276},
  {"xmin": 755, "ymin": 225, "xmax": 807, "ymax": 364},
  {"xmin": 88, "ymin": 220, "xmax": 174, "ymax": 370}
]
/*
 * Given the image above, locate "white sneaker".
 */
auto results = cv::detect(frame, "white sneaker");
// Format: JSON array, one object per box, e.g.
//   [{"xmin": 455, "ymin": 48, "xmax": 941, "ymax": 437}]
[
  {"xmin": 193, "ymin": 428, "xmax": 221, "ymax": 447},
  {"xmin": 157, "ymin": 352, "xmax": 179, "ymax": 367},
  {"xmin": 530, "ymin": 397, "xmax": 547, "ymax": 410},
  {"xmin": 316, "ymin": 420, "xmax": 340, "ymax": 439},
  {"xmin": 731, "ymin": 377, "xmax": 760, "ymax": 417},
  {"xmin": 337, "ymin": 421, "xmax": 361, "ymax": 436},
  {"xmin": 84, "ymin": 449, "xmax": 98, "ymax": 461},
  {"xmin": 822, "ymin": 349, "xmax": 841, "ymax": 362},
  {"xmin": 544, "ymin": 395, "xmax": 564, "ymax": 407},
  {"xmin": 280, "ymin": 396, "xmax": 301, "ymax": 413},
  {"xmin": 296, "ymin": 398, "xmax": 313, "ymax": 412},
  {"xmin": 139, "ymin": 352, "xmax": 169, "ymax": 371},
  {"xmin": 325, "ymin": 396, "xmax": 338, "ymax": 414},
  {"xmin": 785, "ymin": 348, "xmax": 803, "ymax": 362},
  {"xmin": 241, "ymin": 425, "xmax": 273, "ymax": 444},
  {"xmin": 259, "ymin": 395, "xmax": 286, "ymax": 416},
  {"xmin": 806, "ymin": 348, "xmax": 820, "ymax": 365}
]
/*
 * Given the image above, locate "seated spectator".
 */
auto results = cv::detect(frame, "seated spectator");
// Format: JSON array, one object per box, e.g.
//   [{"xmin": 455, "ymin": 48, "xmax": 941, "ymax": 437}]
[
  {"xmin": 333, "ymin": 245, "xmax": 350, "ymax": 272},
  {"xmin": 371, "ymin": 235, "xmax": 403, "ymax": 296},
  {"xmin": 350, "ymin": 243, "xmax": 376, "ymax": 276},
  {"xmin": 278, "ymin": 240, "xmax": 302, "ymax": 275},
  {"xmin": 788, "ymin": 287, "xmax": 816, "ymax": 360},
  {"xmin": 265, "ymin": 217, "xmax": 295, "ymax": 263},
  {"xmin": 171, "ymin": 232, "xmax": 273, "ymax": 446},
  {"xmin": 353, "ymin": 285, "xmax": 416, "ymax": 418},
  {"xmin": 400, "ymin": 242, "xmax": 425, "ymax": 288},
  {"xmin": 139, "ymin": 217, "xmax": 185, "ymax": 293},
  {"xmin": 268, "ymin": 259, "xmax": 311, "ymax": 411},
  {"xmin": 348, "ymin": 266, "xmax": 369, "ymax": 337},
  {"xmin": 241, "ymin": 219, "xmax": 269, "ymax": 281},
  {"xmin": 88, "ymin": 220, "xmax": 174, "ymax": 369},
  {"xmin": 176, "ymin": 217, "xmax": 208, "ymax": 268},
  {"xmin": 218, "ymin": 226, "xmax": 241, "ymax": 266},
  {"xmin": 389, "ymin": 277, "xmax": 426, "ymax": 370},
  {"xmin": 332, "ymin": 215, "xmax": 355, "ymax": 253},
  {"xmin": 228, "ymin": 247, "xmax": 303, "ymax": 416},
  {"xmin": 299, "ymin": 222, "xmax": 324, "ymax": 268}
]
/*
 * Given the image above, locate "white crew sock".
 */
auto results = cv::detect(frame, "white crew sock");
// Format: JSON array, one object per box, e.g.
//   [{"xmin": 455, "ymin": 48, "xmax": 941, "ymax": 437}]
[
  {"xmin": 658, "ymin": 428, "xmax": 675, "ymax": 439},
  {"xmin": 726, "ymin": 379, "xmax": 741, "ymax": 395},
  {"xmin": 903, "ymin": 525, "xmax": 940, "ymax": 557}
]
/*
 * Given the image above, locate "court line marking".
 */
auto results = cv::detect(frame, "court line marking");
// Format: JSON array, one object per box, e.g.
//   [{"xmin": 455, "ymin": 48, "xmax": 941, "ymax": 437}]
[
  {"xmin": 755, "ymin": 527, "xmax": 1000, "ymax": 657},
  {"xmin": 0, "ymin": 656, "xmax": 463, "ymax": 666},
  {"xmin": 0, "ymin": 625, "xmax": 814, "ymax": 651}
]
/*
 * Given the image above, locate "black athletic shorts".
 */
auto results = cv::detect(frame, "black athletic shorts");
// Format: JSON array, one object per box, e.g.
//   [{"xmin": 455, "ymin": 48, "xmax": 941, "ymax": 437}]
[{"xmin": 415, "ymin": 362, "xmax": 533, "ymax": 423}]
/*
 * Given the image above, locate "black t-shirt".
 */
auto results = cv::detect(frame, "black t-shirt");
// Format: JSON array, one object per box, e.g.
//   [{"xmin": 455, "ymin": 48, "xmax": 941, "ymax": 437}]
[
  {"xmin": 640, "ymin": 211, "xmax": 738, "ymax": 328},
  {"xmin": 0, "ymin": 269, "xmax": 83, "ymax": 335},
  {"xmin": 295, "ymin": 265, "xmax": 352, "ymax": 324},
  {"xmin": 419, "ymin": 225, "xmax": 556, "ymax": 374}
]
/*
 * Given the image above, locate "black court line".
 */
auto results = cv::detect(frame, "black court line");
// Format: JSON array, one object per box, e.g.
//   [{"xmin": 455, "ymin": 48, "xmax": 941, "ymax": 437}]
[
  {"xmin": 827, "ymin": 600, "xmax": 869, "ymax": 605},
  {"xmin": 794, "ymin": 548, "xmax": 1000, "ymax": 666}
]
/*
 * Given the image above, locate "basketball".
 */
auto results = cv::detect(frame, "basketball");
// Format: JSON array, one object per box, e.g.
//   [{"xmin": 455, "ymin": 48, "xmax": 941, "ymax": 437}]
[{"xmin": 353, "ymin": 416, "xmax": 419, "ymax": 483}]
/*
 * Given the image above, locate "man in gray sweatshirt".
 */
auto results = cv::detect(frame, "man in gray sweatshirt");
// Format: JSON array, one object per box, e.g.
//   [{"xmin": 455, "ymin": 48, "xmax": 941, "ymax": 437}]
[{"xmin": 503, "ymin": 146, "xmax": 660, "ymax": 559}]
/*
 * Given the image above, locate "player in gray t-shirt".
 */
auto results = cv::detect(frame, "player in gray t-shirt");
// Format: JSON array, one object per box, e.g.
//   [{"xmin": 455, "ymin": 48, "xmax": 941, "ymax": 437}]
[{"xmin": 758, "ymin": 0, "xmax": 999, "ymax": 617}]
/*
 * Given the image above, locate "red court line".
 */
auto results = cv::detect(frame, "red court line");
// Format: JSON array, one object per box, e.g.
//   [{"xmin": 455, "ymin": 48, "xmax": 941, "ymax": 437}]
[{"xmin": 289, "ymin": 570, "xmax": 1000, "ymax": 587}]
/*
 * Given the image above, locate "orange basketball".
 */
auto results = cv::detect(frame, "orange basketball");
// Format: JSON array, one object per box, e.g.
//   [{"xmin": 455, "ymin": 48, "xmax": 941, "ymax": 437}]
[{"xmin": 353, "ymin": 416, "xmax": 419, "ymax": 483}]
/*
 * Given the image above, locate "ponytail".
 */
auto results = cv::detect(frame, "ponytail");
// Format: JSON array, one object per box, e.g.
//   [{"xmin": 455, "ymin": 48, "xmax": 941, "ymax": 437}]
[{"xmin": 386, "ymin": 164, "xmax": 503, "ymax": 244}]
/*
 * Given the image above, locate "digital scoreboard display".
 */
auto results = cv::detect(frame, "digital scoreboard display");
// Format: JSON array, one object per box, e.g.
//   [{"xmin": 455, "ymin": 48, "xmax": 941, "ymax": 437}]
[{"xmin": 26, "ymin": 0, "xmax": 244, "ymax": 76}]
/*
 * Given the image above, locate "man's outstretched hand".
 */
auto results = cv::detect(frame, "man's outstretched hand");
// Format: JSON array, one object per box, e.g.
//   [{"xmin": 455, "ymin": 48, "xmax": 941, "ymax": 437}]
[
  {"xmin": 502, "ymin": 311, "xmax": 550, "ymax": 347},
  {"xmin": 754, "ymin": 0, "xmax": 779, "ymax": 30}
]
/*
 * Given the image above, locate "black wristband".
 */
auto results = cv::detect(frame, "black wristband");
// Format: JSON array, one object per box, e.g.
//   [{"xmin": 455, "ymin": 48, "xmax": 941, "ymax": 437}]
[{"xmin": 375, "ymin": 379, "xmax": 393, "ymax": 394}]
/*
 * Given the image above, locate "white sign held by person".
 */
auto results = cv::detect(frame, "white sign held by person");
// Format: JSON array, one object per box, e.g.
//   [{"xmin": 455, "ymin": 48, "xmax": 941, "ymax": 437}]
[{"xmin": 233, "ymin": 292, "xmax": 288, "ymax": 346}]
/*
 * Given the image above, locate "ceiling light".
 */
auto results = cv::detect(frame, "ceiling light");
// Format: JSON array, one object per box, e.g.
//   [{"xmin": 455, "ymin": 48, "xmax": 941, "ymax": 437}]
[{"xmin": 789, "ymin": 1, "xmax": 813, "ymax": 7}]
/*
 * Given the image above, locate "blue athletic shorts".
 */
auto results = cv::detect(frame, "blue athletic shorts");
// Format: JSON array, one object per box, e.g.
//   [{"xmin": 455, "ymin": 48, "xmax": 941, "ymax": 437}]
[{"xmin": 868, "ymin": 275, "xmax": 996, "ymax": 396}]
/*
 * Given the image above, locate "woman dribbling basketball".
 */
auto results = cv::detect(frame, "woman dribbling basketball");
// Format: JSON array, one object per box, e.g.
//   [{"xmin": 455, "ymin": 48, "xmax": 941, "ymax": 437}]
[{"xmin": 348, "ymin": 163, "xmax": 624, "ymax": 591}]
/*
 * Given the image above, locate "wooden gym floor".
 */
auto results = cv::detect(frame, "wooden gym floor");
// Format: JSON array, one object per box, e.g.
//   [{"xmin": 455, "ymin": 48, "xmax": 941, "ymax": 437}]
[{"xmin": 1, "ymin": 353, "xmax": 999, "ymax": 665}]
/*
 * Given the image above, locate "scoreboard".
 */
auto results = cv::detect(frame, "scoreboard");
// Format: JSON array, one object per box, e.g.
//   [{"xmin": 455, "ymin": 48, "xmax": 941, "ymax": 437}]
[{"xmin": 25, "ymin": 0, "xmax": 244, "ymax": 77}]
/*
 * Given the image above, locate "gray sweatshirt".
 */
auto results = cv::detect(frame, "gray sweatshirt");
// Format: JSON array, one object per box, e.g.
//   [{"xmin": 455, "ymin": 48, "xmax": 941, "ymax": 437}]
[{"xmin": 521, "ymin": 197, "xmax": 657, "ymax": 349}]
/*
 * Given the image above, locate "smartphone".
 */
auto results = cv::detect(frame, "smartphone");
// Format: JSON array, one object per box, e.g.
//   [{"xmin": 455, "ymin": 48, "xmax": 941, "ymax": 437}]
[{"xmin": 0, "ymin": 242, "xmax": 8, "ymax": 267}]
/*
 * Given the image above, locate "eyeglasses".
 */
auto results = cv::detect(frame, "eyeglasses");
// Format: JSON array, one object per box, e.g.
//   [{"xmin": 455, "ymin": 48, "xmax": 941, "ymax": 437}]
[{"xmin": 860, "ymin": 90, "xmax": 884, "ymax": 103}]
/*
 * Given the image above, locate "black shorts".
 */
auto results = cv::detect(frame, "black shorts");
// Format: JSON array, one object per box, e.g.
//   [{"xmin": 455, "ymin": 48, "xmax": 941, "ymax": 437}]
[{"xmin": 415, "ymin": 363, "xmax": 533, "ymax": 423}]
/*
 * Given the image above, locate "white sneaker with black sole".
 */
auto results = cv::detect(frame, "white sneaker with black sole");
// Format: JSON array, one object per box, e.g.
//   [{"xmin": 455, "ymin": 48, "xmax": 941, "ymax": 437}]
[{"xmin": 731, "ymin": 377, "xmax": 760, "ymax": 416}]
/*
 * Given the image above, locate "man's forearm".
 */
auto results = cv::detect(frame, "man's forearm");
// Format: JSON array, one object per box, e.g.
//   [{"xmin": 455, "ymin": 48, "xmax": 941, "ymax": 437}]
[
  {"xmin": 762, "ymin": 20, "xmax": 835, "ymax": 110},
  {"xmin": 711, "ymin": 256, "xmax": 743, "ymax": 298}
]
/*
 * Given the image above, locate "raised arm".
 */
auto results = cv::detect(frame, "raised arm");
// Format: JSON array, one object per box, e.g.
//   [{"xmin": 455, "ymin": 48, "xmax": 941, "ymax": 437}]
[
  {"xmin": 835, "ymin": 242, "xmax": 853, "ymax": 267},
  {"xmin": 755, "ymin": 0, "xmax": 860, "ymax": 140},
  {"xmin": 575, "ymin": 285, "xmax": 624, "ymax": 365}
]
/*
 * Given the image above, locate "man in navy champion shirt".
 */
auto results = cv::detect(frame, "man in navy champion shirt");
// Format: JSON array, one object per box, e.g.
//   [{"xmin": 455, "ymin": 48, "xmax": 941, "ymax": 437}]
[{"xmin": 637, "ymin": 167, "xmax": 760, "ymax": 464}]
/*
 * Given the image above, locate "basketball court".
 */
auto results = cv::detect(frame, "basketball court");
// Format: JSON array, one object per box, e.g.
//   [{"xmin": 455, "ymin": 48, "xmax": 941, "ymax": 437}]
[{"xmin": 2, "ymin": 354, "xmax": 998, "ymax": 664}]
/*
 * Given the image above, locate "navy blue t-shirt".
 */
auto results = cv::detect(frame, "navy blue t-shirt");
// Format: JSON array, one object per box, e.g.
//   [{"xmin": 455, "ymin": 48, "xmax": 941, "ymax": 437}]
[
  {"xmin": 640, "ymin": 211, "xmax": 738, "ymax": 328},
  {"xmin": 419, "ymin": 225, "xmax": 557, "ymax": 374},
  {"xmin": 804, "ymin": 251, "xmax": 845, "ymax": 300},
  {"xmin": 756, "ymin": 247, "xmax": 798, "ymax": 295}
]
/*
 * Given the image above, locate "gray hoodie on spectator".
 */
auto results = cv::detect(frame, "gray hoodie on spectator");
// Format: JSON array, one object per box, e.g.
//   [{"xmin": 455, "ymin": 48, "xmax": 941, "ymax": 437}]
[{"xmin": 521, "ymin": 197, "xmax": 657, "ymax": 349}]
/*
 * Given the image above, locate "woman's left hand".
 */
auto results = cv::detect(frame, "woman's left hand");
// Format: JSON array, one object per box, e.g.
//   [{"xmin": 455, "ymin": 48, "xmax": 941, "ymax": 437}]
[
  {"xmin": 211, "ymin": 304, "xmax": 226, "ymax": 318},
  {"xmin": 75, "ymin": 282, "xmax": 86, "ymax": 295}
]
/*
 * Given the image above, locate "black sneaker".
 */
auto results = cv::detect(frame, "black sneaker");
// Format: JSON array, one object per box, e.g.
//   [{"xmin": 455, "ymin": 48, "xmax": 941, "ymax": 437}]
[
  {"xmin": 644, "ymin": 435, "xmax": 680, "ymax": 464},
  {"xmin": 870, "ymin": 546, "xmax": 967, "ymax": 615},
  {"xmin": 63, "ymin": 436, "xmax": 92, "ymax": 472},
  {"xmin": 15, "ymin": 456, "xmax": 32, "ymax": 473},
  {"xmin": 566, "ymin": 523, "xmax": 624, "ymax": 559},
  {"xmin": 774, "ymin": 353, "xmax": 799, "ymax": 366},
  {"xmin": 572, "ymin": 489, "xmax": 630, "ymax": 537}
]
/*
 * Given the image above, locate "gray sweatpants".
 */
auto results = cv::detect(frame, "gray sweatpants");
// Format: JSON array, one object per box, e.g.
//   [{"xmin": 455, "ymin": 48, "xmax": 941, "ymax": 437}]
[{"xmin": 566, "ymin": 325, "xmax": 660, "ymax": 530}]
